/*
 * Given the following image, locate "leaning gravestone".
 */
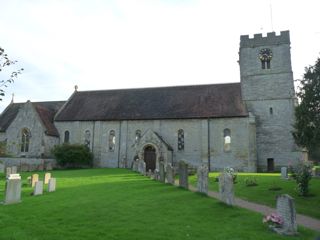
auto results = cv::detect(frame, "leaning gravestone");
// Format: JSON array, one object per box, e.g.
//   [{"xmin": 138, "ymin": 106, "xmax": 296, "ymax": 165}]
[
  {"xmin": 4, "ymin": 177, "xmax": 21, "ymax": 205},
  {"xmin": 44, "ymin": 172, "xmax": 51, "ymax": 184},
  {"xmin": 197, "ymin": 164, "xmax": 208, "ymax": 194},
  {"xmin": 165, "ymin": 164, "xmax": 175, "ymax": 185},
  {"xmin": 219, "ymin": 172, "xmax": 234, "ymax": 206},
  {"xmin": 11, "ymin": 166, "xmax": 17, "ymax": 174},
  {"xmin": 178, "ymin": 161, "xmax": 188, "ymax": 189},
  {"xmin": 31, "ymin": 174, "xmax": 39, "ymax": 187},
  {"xmin": 274, "ymin": 194, "xmax": 298, "ymax": 235},
  {"xmin": 281, "ymin": 167, "xmax": 288, "ymax": 179},
  {"xmin": 48, "ymin": 178, "xmax": 56, "ymax": 192},
  {"xmin": 159, "ymin": 162, "xmax": 165, "ymax": 183},
  {"xmin": 33, "ymin": 181, "xmax": 44, "ymax": 196}
]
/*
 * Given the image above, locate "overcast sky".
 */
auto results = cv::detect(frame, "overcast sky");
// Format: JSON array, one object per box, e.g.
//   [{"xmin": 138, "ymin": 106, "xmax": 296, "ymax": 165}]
[{"xmin": 0, "ymin": 0, "xmax": 319, "ymax": 112}]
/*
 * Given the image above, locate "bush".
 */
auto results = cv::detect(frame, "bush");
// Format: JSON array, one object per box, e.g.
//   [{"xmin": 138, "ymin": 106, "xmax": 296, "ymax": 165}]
[
  {"xmin": 244, "ymin": 177, "xmax": 258, "ymax": 187},
  {"xmin": 293, "ymin": 161, "xmax": 313, "ymax": 196},
  {"xmin": 52, "ymin": 144, "xmax": 93, "ymax": 168}
]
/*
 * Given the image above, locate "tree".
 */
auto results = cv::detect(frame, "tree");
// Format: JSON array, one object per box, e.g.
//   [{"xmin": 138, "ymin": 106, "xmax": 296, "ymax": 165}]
[
  {"xmin": 293, "ymin": 57, "xmax": 320, "ymax": 161},
  {"xmin": 0, "ymin": 47, "xmax": 23, "ymax": 100}
]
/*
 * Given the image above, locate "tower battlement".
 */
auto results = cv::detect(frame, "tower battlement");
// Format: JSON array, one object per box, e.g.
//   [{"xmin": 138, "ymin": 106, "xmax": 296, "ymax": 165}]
[{"xmin": 240, "ymin": 31, "xmax": 290, "ymax": 48}]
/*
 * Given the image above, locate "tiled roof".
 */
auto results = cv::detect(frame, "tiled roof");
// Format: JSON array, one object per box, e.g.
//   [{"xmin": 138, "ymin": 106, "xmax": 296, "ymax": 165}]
[{"xmin": 55, "ymin": 83, "xmax": 248, "ymax": 121}]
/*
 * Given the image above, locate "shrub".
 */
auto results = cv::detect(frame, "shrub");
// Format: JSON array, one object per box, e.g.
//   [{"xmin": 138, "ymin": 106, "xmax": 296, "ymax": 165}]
[
  {"xmin": 244, "ymin": 177, "xmax": 258, "ymax": 187},
  {"xmin": 293, "ymin": 161, "xmax": 313, "ymax": 196},
  {"xmin": 52, "ymin": 144, "xmax": 93, "ymax": 168}
]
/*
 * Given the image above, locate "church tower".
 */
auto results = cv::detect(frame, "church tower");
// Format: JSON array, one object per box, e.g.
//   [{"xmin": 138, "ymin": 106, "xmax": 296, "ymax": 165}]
[{"xmin": 239, "ymin": 31, "xmax": 301, "ymax": 171}]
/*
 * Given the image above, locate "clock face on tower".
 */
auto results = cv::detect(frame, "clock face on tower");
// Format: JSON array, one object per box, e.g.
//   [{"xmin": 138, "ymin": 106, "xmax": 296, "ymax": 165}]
[{"xmin": 259, "ymin": 48, "xmax": 273, "ymax": 61}]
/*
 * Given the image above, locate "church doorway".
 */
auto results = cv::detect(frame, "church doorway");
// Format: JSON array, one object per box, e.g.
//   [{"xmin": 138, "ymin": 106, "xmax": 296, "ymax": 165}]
[
  {"xmin": 144, "ymin": 145, "xmax": 156, "ymax": 172},
  {"xmin": 267, "ymin": 158, "xmax": 274, "ymax": 172}
]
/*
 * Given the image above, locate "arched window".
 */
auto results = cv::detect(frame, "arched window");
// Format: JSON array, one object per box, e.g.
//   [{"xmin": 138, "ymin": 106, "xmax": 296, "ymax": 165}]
[
  {"xmin": 223, "ymin": 128, "xmax": 231, "ymax": 152},
  {"xmin": 21, "ymin": 128, "xmax": 30, "ymax": 153},
  {"xmin": 178, "ymin": 129, "xmax": 184, "ymax": 151},
  {"xmin": 259, "ymin": 48, "xmax": 272, "ymax": 70},
  {"xmin": 64, "ymin": 131, "xmax": 70, "ymax": 143},
  {"xmin": 109, "ymin": 130, "xmax": 115, "ymax": 152},
  {"xmin": 84, "ymin": 130, "xmax": 91, "ymax": 148},
  {"xmin": 135, "ymin": 130, "xmax": 141, "ymax": 143}
]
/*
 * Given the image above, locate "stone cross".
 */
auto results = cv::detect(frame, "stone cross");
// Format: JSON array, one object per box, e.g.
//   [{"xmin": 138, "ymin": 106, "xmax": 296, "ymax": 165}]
[
  {"xmin": 275, "ymin": 194, "xmax": 298, "ymax": 235},
  {"xmin": 219, "ymin": 172, "xmax": 234, "ymax": 206},
  {"xmin": 48, "ymin": 178, "xmax": 56, "ymax": 192},
  {"xmin": 165, "ymin": 164, "xmax": 175, "ymax": 185},
  {"xmin": 159, "ymin": 162, "xmax": 165, "ymax": 183},
  {"xmin": 281, "ymin": 167, "xmax": 288, "ymax": 179},
  {"xmin": 11, "ymin": 166, "xmax": 17, "ymax": 174},
  {"xmin": 6, "ymin": 167, "xmax": 12, "ymax": 178},
  {"xmin": 178, "ymin": 161, "xmax": 188, "ymax": 189},
  {"xmin": 33, "ymin": 181, "xmax": 44, "ymax": 196},
  {"xmin": 4, "ymin": 178, "xmax": 21, "ymax": 205},
  {"xmin": 31, "ymin": 174, "xmax": 39, "ymax": 187},
  {"xmin": 44, "ymin": 172, "xmax": 51, "ymax": 184},
  {"xmin": 197, "ymin": 164, "xmax": 208, "ymax": 194}
]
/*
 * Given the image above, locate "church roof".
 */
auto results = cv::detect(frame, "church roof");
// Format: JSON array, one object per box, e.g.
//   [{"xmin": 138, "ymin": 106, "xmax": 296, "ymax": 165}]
[
  {"xmin": 55, "ymin": 83, "xmax": 248, "ymax": 121},
  {"xmin": 0, "ymin": 101, "xmax": 65, "ymax": 137}
]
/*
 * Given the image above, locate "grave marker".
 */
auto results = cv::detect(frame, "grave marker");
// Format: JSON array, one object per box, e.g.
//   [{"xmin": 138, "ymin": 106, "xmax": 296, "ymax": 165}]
[
  {"xmin": 281, "ymin": 167, "xmax": 288, "ymax": 179},
  {"xmin": 33, "ymin": 181, "xmax": 44, "ymax": 196},
  {"xmin": 4, "ymin": 178, "xmax": 21, "ymax": 204},
  {"xmin": 275, "ymin": 194, "xmax": 298, "ymax": 235},
  {"xmin": 159, "ymin": 162, "xmax": 165, "ymax": 183},
  {"xmin": 219, "ymin": 172, "xmax": 234, "ymax": 206},
  {"xmin": 165, "ymin": 164, "xmax": 175, "ymax": 185},
  {"xmin": 48, "ymin": 178, "xmax": 56, "ymax": 192},
  {"xmin": 178, "ymin": 161, "xmax": 188, "ymax": 189},
  {"xmin": 197, "ymin": 164, "xmax": 208, "ymax": 194},
  {"xmin": 31, "ymin": 174, "xmax": 39, "ymax": 187},
  {"xmin": 44, "ymin": 172, "xmax": 51, "ymax": 184}
]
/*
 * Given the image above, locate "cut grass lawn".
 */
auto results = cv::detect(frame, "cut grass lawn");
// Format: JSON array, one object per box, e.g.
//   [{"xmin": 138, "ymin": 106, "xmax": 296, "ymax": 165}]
[
  {"xmin": 190, "ymin": 173, "xmax": 320, "ymax": 220},
  {"xmin": 0, "ymin": 169, "xmax": 319, "ymax": 240}
]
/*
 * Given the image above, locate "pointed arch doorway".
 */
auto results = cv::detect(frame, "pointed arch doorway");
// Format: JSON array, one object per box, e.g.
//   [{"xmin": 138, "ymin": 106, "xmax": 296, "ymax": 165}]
[{"xmin": 144, "ymin": 145, "xmax": 156, "ymax": 172}]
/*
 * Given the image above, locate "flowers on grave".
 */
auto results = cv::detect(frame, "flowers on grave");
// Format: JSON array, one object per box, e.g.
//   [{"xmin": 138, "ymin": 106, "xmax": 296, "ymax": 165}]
[
  {"xmin": 223, "ymin": 167, "xmax": 237, "ymax": 183},
  {"xmin": 263, "ymin": 213, "xmax": 283, "ymax": 228}
]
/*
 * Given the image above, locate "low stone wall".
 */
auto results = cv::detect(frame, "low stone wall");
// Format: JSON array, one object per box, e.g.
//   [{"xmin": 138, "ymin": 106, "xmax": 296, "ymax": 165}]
[{"xmin": 0, "ymin": 157, "xmax": 57, "ymax": 172}]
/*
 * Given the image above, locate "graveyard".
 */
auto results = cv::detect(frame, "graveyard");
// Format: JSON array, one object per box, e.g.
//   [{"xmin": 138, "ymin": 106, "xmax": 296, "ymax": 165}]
[{"xmin": 0, "ymin": 168, "xmax": 319, "ymax": 239}]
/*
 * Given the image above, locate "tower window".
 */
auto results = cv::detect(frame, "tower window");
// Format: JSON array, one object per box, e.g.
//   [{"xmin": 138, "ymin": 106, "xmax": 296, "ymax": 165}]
[
  {"xmin": 259, "ymin": 48, "xmax": 272, "ymax": 70},
  {"xmin": 223, "ymin": 128, "xmax": 231, "ymax": 152},
  {"xmin": 109, "ymin": 130, "xmax": 116, "ymax": 152},
  {"xmin": 178, "ymin": 129, "xmax": 184, "ymax": 151}
]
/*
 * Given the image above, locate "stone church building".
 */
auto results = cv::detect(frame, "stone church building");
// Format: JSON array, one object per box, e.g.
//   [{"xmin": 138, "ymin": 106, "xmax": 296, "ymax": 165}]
[{"xmin": 0, "ymin": 31, "xmax": 302, "ymax": 172}]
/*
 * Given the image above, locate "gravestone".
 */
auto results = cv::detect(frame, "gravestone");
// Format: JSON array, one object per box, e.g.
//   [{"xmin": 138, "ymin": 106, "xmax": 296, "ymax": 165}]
[
  {"xmin": 178, "ymin": 161, "xmax": 188, "ymax": 189},
  {"xmin": 281, "ymin": 167, "xmax": 288, "ymax": 179},
  {"xmin": 11, "ymin": 166, "xmax": 17, "ymax": 174},
  {"xmin": 44, "ymin": 172, "xmax": 51, "ymax": 184},
  {"xmin": 48, "ymin": 178, "xmax": 56, "ymax": 192},
  {"xmin": 218, "ymin": 172, "xmax": 234, "ymax": 206},
  {"xmin": 31, "ymin": 174, "xmax": 39, "ymax": 187},
  {"xmin": 154, "ymin": 169, "xmax": 160, "ymax": 180},
  {"xmin": 275, "ymin": 194, "xmax": 298, "ymax": 235},
  {"xmin": 159, "ymin": 162, "xmax": 165, "ymax": 183},
  {"xmin": 138, "ymin": 160, "xmax": 146, "ymax": 175},
  {"xmin": 197, "ymin": 164, "xmax": 208, "ymax": 194},
  {"xmin": 6, "ymin": 167, "xmax": 12, "ymax": 178},
  {"xmin": 0, "ymin": 161, "xmax": 4, "ymax": 173},
  {"xmin": 33, "ymin": 181, "xmax": 44, "ymax": 196},
  {"xmin": 165, "ymin": 164, "xmax": 175, "ymax": 185},
  {"xmin": 4, "ymin": 178, "xmax": 21, "ymax": 204},
  {"xmin": 45, "ymin": 162, "xmax": 53, "ymax": 171},
  {"xmin": 9, "ymin": 174, "xmax": 21, "ymax": 180}
]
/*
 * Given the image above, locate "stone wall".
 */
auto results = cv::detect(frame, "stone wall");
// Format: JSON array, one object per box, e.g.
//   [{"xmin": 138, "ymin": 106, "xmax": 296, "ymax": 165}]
[{"xmin": 0, "ymin": 157, "xmax": 57, "ymax": 170}]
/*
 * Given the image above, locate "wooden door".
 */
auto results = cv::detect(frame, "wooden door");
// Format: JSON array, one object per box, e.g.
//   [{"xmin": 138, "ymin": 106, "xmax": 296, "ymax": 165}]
[{"xmin": 144, "ymin": 146, "xmax": 156, "ymax": 172}]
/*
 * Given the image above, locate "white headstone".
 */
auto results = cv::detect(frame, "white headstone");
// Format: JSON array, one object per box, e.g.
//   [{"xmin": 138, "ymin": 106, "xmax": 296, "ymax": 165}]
[
  {"xmin": 275, "ymin": 194, "xmax": 298, "ymax": 235},
  {"xmin": 8, "ymin": 174, "xmax": 21, "ymax": 180},
  {"xmin": 4, "ymin": 178, "xmax": 21, "ymax": 204},
  {"xmin": 31, "ymin": 174, "xmax": 39, "ymax": 187},
  {"xmin": 48, "ymin": 178, "xmax": 56, "ymax": 192},
  {"xmin": 44, "ymin": 172, "xmax": 51, "ymax": 184},
  {"xmin": 33, "ymin": 181, "xmax": 44, "ymax": 196},
  {"xmin": 219, "ymin": 172, "xmax": 234, "ymax": 206},
  {"xmin": 281, "ymin": 167, "xmax": 288, "ymax": 179}
]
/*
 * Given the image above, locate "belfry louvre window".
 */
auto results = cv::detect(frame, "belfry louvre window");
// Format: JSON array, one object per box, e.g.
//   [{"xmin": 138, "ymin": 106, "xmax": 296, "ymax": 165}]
[
  {"xmin": 178, "ymin": 129, "xmax": 184, "ymax": 151},
  {"xmin": 223, "ymin": 128, "xmax": 231, "ymax": 152},
  {"xmin": 21, "ymin": 128, "xmax": 30, "ymax": 152},
  {"xmin": 109, "ymin": 130, "xmax": 116, "ymax": 152}
]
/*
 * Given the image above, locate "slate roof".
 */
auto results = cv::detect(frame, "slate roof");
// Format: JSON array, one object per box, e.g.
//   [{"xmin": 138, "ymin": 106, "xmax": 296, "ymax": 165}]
[
  {"xmin": 0, "ymin": 101, "xmax": 65, "ymax": 137},
  {"xmin": 55, "ymin": 83, "xmax": 248, "ymax": 121}
]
